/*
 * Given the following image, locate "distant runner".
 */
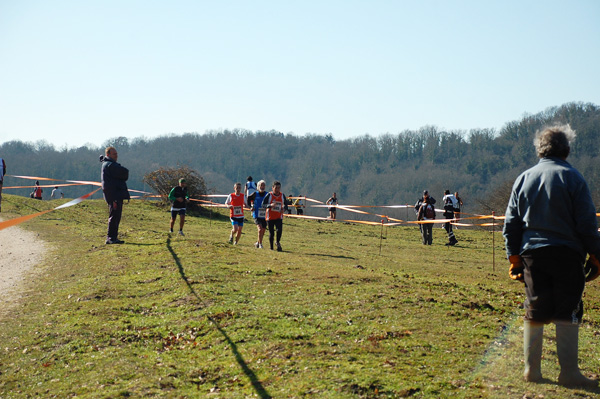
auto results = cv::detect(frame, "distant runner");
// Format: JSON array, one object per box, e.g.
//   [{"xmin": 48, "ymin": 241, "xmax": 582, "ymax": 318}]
[
  {"xmin": 51, "ymin": 186, "xmax": 64, "ymax": 199},
  {"xmin": 245, "ymin": 176, "xmax": 257, "ymax": 207},
  {"xmin": 168, "ymin": 178, "xmax": 189, "ymax": 236},
  {"xmin": 226, "ymin": 182, "xmax": 245, "ymax": 245},
  {"xmin": 251, "ymin": 180, "xmax": 268, "ymax": 249},
  {"xmin": 442, "ymin": 190, "xmax": 458, "ymax": 246},
  {"xmin": 262, "ymin": 181, "xmax": 288, "ymax": 251},
  {"xmin": 326, "ymin": 192, "xmax": 338, "ymax": 220},
  {"xmin": 293, "ymin": 195, "xmax": 304, "ymax": 215},
  {"xmin": 32, "ymin": 181, "xmax": 43, "ymax": 200}
]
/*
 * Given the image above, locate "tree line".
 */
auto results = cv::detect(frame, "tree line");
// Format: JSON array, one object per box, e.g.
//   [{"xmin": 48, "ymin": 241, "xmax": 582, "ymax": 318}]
[{"xmin": 1, "ymin": 102, "xmax": 599, "ymax": 217}]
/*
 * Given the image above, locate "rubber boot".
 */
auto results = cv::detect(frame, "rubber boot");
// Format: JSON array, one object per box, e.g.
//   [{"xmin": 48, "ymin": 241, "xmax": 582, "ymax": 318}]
[
  {"xmin": 556, "ymin": 321, "xmax": 598, "ymax": 388},
  {"xmin": 523, "ymin": 320, "xmax": 544, "ymax": 382}
]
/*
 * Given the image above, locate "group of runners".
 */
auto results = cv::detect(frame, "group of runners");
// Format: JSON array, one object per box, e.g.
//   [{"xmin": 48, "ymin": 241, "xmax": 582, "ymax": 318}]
[
  {"xmin": 168, "ymin": 176, "xmax": 288, "ymax": 251},
  {"xmin": 167, "ymin": 174, "xmax": 468, "ymax": 250},
  {"xmin": 227, "ymin": 178, "xmax": 288, "ymax": 251}
]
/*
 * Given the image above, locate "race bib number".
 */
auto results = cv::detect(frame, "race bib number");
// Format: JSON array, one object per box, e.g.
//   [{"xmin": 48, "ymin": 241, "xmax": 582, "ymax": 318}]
[
  {"xmin": 258, "ymin": 208, "xmax": 266, "ymax": 218},
  {"xmin": 272, "ymin": 202, "xmax": 282, "ymax": 212},
  {"xmin": 234, "ymin": 206, "xmax": 243, "ymax": 215}
]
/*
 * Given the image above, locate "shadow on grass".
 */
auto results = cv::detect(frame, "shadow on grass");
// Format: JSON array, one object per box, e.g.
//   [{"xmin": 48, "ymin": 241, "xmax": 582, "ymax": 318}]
[
  {"xmin": 123, "ymin": 242, "xmax": 162, "ymax": 246},
  {"xmin": 535, "ymin": 378, "xmax": 600, "ymax": 395},
  {"xmin": 166, "ymin": 237, "xmax": 272, "ymax": 399},
  {"xmin": 306, "ymin": 252, "xmax": 355, "ymax": 259}
]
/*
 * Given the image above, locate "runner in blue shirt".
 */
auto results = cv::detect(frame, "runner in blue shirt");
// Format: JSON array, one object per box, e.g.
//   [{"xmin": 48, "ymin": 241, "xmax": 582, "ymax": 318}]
[{"xmin": 251, "ymin": 180, "xmax": 268, "ymax": 249}]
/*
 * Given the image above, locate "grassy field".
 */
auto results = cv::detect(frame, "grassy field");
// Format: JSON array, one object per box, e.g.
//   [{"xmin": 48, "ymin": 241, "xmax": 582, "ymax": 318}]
[{"xmin": 1, "ymin": 193, "xmax": 600, "ymax": 398}]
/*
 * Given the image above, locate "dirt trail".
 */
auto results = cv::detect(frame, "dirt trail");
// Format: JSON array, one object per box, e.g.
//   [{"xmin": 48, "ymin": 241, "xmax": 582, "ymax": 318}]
[{"xmin": 0, "ymin": 222, "xmax": 47, "ymax": 315}]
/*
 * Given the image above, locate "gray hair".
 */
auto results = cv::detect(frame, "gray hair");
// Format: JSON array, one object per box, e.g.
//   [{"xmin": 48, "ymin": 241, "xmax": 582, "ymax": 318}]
[{"xmin": 533, "ymin": 124, "xmax": 575, "ymax": 158}]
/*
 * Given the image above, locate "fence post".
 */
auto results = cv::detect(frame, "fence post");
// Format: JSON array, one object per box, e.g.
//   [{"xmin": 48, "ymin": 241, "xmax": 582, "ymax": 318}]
[{"xmin": 492, "ymin": 211, "xmax": 495, "ymax": 273}]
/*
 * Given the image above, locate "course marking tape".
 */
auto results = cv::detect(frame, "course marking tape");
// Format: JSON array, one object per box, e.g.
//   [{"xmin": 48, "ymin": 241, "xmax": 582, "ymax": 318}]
[
  {"xmin": 54, "ymin": 188, "xmax": 101, "ymax": 209},
  {"xmin": 5, "ymin": 175, "xmax": 598, "ymax": 228},
  {"xmin": 0, "ymin": 188, "xmax": 101, "ymax": 231},
  {"xmin": 2, "ymin": 183, "xmax": 89, "ymax": 189},
  {"xmin": 6, "ymin": 175, "xmax": 62, "ymax": 181}
]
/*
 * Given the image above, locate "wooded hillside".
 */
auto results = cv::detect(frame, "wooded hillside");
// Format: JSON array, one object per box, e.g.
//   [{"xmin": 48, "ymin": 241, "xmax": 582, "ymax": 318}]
[{"xmin": 2, "ymin": 102, "xmax": 599, "ymax": 215}]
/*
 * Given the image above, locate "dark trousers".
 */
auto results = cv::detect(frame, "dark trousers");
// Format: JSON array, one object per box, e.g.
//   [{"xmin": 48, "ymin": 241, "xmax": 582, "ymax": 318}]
[
  {"xmin": 107, "ymin": 200, "xmax": 123, "ymax": 240},
  {"xmin": 268, "ymin": 219, "xmax": 283, "ymax": 248},
  {"xmin": 420, "ymin": 223, "xmax": 433, "ymax": 245},
  {"xmin": 444, "ymin": 221, "xmax": 456, "ymax": 242},
  {"xmin": 521, "ymin": 246, "xmax": 585, "ymax": 323}
]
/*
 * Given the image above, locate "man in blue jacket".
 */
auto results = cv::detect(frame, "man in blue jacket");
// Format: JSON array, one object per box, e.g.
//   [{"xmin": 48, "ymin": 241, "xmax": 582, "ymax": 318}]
[
  {"xmin": 100, "ymin": 146, "xmax": 130, "ymax": 244},
  {"xmin": 503, "ymin": 125, "xmax": 600, "ymax": 387}
]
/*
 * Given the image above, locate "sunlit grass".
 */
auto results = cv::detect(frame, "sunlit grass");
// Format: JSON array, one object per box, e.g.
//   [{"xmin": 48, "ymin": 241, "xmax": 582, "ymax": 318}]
[{"xmin": 1, "ymin": 193, "xmax": 599, "ymax": 398}]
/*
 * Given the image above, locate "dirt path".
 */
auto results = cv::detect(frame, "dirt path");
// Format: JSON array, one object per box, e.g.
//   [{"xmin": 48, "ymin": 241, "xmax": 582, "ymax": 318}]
[{"xmin": 0, "ymin": 222, "xmax": 47, "ymax": 315}]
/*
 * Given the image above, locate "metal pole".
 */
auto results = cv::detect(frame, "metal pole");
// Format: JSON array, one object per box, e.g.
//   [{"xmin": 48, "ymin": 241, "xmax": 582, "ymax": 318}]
[
  {"xmin": 379, "ymin": 219, "xmax": 384, "ymax": 255},
  {"xmin": 492, "ymin": 211, "xmax": 495, "ymax": 273}
]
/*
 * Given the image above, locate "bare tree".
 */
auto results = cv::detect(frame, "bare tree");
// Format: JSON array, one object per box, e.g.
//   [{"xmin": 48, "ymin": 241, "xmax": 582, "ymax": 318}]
[{"xmin": 143, "ymin": 166, "xmax": 208, "ymax": 210}]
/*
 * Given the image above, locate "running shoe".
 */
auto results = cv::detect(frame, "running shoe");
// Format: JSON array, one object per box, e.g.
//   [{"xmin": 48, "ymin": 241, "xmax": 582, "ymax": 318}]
[
  {"xmin": 178, "ymin": 230, "xmax": 184, "ymax": 236},
  {"xmin": 258, "ymin": 244, "xmax": 264, "ymax": 249},
  {"xmin": 276, "ymin": 242, "xmax": 282, "ymax": 252},
  {"xmin": 228, "ymin": 236, "xmax": 233, "ymax": 244}
]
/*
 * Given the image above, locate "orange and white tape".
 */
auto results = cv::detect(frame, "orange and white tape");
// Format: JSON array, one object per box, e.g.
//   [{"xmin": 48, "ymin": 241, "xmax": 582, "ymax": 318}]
[{"xmin": 0, "ymin": 188, "xmax": 101, "ymax": 231}]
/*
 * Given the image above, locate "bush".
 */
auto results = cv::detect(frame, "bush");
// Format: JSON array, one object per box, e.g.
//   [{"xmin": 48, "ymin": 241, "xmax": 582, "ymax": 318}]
[{"xmin": 143, "ymin": 166, "xmax": 208, "ymax": 211}]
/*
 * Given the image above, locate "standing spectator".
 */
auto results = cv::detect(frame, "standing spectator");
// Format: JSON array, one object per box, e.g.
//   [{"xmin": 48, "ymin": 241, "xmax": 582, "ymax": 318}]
[
  {"xmin": 263, "ymin": 181, "xmax": 288, "ymax": 251},
  {"xmin": 416, "ymin": 191, "xmax": 436, "ymax": 245},
  {"xmin": 226, "ymin": 182, "xmax": 245, "ymax": 245},
  {"xmin": 168, "ymin": 178, "xmax": 189, "ymax": 236},
  {"xmin": 454, "ymin": 191, "xmax": 463, "ymax": 220},
  {"xmin": 442, "ymin": 190, "xmax": 458, "ymax": 246},
  {"xmin": 100, "ymin": 146, "xmax": 130, "ymax": 244},
  {"xmin": 0, "ymin": 156, "xmax": 5, "ymax": 212},
  {"xmin": 32, "ymin": 181, "xmax": 43, "ymax": 200},
  {"xmin": 51, "ymin": 186, "xmax": 64, "ymax": 199},
  {"xmin": 293, "ymin": 195, "xmax": 304, "ymax": 215},
  {"xmin": 414, "ymin": 190, "xmax": 436, "ymax": 211},
  {"xmin": 245, "ymin": 176, "xmax": 257, "ymax": 207},
  {"xmin": 326, "ymin": 192, "xmax": 338, "ymax": 220},
  {"xmin": 251, "ymin": 180, "xmax": 268, "ymax": 249},
  {"xmin": 503, "ymin": 125, "xmax": 600, "ymax": 387}
]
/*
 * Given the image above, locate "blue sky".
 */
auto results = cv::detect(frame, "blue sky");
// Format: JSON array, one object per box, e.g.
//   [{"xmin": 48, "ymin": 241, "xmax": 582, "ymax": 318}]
[{"xmin": 1, "ymin": 0, "xmax": 599, "ymax": 148}]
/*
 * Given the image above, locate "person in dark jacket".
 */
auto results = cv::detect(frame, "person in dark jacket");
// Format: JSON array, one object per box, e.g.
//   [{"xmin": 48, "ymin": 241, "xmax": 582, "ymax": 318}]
[
  {"xmin": 415, "ymin": 190, "xmax": 436, "ymax": 245},
  {"xmin": 0, "ymin": 156, "xmax": 6, "ymax": 212},
  {"xmin": 100, "ymin": 146, "xmax": 130, "ymax": 244}
]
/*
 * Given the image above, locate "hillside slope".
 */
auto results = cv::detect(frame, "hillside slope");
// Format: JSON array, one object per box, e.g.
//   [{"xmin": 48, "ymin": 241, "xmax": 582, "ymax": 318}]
[{"xmin": 1, "ymin": 195, "xmax": 600, "ymax": 398}]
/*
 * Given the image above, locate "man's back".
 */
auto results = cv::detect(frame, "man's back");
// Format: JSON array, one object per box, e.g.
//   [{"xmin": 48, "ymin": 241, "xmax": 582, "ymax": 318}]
[{"xmin": 504, "ymin": 156, "xmax": 598, "ymax": 258}]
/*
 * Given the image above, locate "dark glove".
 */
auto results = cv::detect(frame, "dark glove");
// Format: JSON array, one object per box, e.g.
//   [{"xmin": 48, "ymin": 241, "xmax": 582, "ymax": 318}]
[
  {"xmin": 584, "ymin": 254, "xmax": 600, "ymax": 282},
  {"xmin": 508, "ymin": 255, "xmax": 524, "ymax": 281}
]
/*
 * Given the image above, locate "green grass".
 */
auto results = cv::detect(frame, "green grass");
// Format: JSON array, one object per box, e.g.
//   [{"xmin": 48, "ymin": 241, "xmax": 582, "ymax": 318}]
[{"xmin": 1, "ymin": 193, "xmax": 600, "ymax": 398}]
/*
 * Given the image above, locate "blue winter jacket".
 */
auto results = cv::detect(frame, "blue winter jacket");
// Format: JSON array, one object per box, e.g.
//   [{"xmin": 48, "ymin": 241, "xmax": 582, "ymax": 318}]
[
  {"xmin": 101, "ymin": 156, "xmax": 130, "ymax": 203},
  {"xmin": 503, "ymin": 157, "xmax": 600, "ymax": 260}
]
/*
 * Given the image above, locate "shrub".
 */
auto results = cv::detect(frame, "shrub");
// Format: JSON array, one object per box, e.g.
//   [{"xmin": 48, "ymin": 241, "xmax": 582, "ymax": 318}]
[{"xmin": 143, "ymin": 166, "xmax": 208, "ymax": 210}]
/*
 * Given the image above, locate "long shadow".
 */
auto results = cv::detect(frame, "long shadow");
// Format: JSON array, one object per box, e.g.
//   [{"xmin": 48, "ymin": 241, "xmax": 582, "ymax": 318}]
[
  {"xmin": 306, "ymin": 252, "xmax": 355, "ymax": 259},
  {"xmin": 124, "ymin": 242, "xmax": 162, "ymax": 247},
  {"xmin": 166, "ymin": 238, "xmax": 272, "ymax": 399}
]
